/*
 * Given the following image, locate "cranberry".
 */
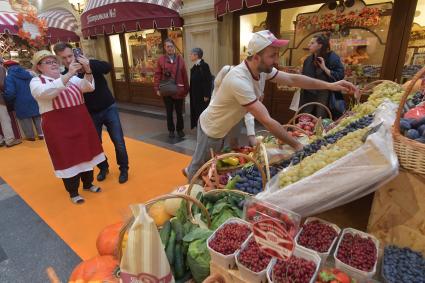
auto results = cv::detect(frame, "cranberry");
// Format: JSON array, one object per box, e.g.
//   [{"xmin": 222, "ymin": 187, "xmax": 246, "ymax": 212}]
[
  {"xmin": 209, "ymin": 223, "xmax": 251, "ymax": 255},
  {"xmin": 336, "ymin": 233, "xmax": 377, "ymax": 272},
  {"xmin": 297, "ymin": 220, "xmax": 338, "ymax": 253},
  {"xmin": 238, "ymin": 238, "xmax": 272, "ymax": 272},
  {"xmin": 272, "ymin": 256, "xmax": 316, "ymax": 283}
]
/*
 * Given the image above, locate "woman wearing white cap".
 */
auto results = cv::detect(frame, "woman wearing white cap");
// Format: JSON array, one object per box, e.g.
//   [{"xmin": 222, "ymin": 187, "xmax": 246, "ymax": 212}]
[
  {"xmin": 184, "ymin": 30, "xmax": 360, "ymax": 180},
  {"xmin": 30, "ymin": 50, "xmax": 105, "ymax": 204}
]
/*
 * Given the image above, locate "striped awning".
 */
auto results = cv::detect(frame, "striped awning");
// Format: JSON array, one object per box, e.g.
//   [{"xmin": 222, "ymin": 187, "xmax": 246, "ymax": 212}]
[
  {"xmin": 81, "ymin": 0, "xmax": 183, "ymax": 37},
  {"xmin": 214, "ymin": 0, "xmax": 285, "ymax": 17},
  {"xmin": 38, "ymin": 8, "xmax": 80, "ymax": 43},
  {"xmin": 0, "ymin": 11, "xmax": 18, "ymax": 34}
]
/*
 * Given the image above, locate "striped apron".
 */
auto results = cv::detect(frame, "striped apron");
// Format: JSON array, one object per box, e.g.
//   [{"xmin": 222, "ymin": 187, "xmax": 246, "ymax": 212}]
[{"xmin": 40, "ymin": 76, "xmax": 104, "ymax": 177}]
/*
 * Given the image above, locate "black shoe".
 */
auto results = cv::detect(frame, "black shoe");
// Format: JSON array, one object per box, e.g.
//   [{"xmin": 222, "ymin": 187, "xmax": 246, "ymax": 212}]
[
  {"xmin": 119, "ymin": 171, "xmax": 128, "ymax": 184},
  {"xmin": 97, "ymin": 168, "xmax": 109, "ymax": 181},
  {"xmin": 177, "ymin": 130, "xmax": 185, "ymax": 138},
  {"xmin": 168, "ymin": 131, "xmax": 175, "ymax": 138}
]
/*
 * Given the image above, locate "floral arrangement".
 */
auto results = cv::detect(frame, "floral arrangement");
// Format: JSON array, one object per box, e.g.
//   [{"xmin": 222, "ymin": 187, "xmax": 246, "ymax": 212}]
[
  {"xmin": 17, "ymin": 11, "xmax": 47, "ymax": 48},
  {"xmin": 296, "ymin": 7, "xmax": 382, "ymax": 32}
]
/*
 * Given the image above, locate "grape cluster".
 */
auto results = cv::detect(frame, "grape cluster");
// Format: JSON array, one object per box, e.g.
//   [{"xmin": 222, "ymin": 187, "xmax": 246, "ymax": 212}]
[
  {"xmin": 272, "ymin": 256, "xmax": 316, "ymax": 283},
  {"xmin": 383, "ymin": 245, "xmax": 425, "ymax": 283},
  {"xmin": 209, "ymin": 223, "xmax": 251, "ymax": 255},
  {"xmin": 411, "ymin": 91, "xmax": 424, "ymax": 106},
  {"xmin": 238, "ymin": 238, "xmax": 272, "ymax": 273},
  {"xmin": 297, "ymin": 220, "xmax": 338, "ymax": 253},
  {"xmin": 231, "ymin": 166, "xmax": 279, "ymax": 195},
  {"xmin": 336, "ymin": 233, "xmax": 377, "ymax": 272},
  {"xmin": 279, "ymin": 115, "xmax": 374, "ymax": 167}
]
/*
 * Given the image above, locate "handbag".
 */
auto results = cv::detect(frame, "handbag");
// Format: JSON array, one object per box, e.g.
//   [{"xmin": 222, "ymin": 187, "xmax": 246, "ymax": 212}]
[{"xmin": 159, "ymin": 56, "xmax": 180, "ymax": 97}]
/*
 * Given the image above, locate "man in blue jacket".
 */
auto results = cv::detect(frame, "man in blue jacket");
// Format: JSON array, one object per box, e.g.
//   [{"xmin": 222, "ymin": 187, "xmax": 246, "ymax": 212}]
[
  {"xmin": 4, "ymin": 60, "xmax": 43, "ymax": 141},
  {"xmin": 54, "ymin": 43, "xmax": 129, "ymax": 184}
]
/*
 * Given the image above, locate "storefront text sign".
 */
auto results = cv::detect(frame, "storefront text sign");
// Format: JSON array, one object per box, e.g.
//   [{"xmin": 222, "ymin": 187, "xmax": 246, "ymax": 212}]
[{"xmin": 87, "ymin": 8, "xmax": 117, "ymax": 24}]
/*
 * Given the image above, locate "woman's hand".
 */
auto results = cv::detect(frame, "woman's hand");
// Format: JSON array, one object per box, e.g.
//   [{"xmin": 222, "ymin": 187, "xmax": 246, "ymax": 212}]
[
  {"xmin": 68, "ymin": 61, "xmax": 82, "ymax": 76},
  {"xmin": 316, "ymin": 57, "xmax": 326, "ymax": 70}
]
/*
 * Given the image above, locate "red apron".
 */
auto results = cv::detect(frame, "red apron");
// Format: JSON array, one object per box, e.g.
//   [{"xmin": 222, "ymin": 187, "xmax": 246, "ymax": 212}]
[{"xmin": 40, "ymin": 76, "xmax": 103, "ymax": 172}]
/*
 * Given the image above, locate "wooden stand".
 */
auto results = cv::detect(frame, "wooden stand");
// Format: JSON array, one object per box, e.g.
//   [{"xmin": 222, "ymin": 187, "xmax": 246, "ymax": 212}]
[
  {"xmin": 209, "ymin": 262, "xmax": 245, "ymax": 283},
  {"xmin": 367, "ymin": 169, "xmax": 425, "ymax": 255}
]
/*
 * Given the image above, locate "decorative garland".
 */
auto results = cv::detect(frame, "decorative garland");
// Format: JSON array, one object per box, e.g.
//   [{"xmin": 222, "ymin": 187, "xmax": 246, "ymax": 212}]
[
  {"xmin": 296, "ymin": 7, "xmax": 382, "ymax": 32},
  {"xmin": 17, "ymin": 12, "xmax": 47, "ymax": 48}
]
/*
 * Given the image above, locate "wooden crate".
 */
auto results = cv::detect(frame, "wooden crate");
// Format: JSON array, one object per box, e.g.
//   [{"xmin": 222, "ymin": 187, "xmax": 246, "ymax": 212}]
[
  {"xmin": 367, "ymin": 169, "xmax": 425, "ymax": 255},
  {"xmin": 208, "ymin": 261, "xmax": 245, "ymax": 283}
]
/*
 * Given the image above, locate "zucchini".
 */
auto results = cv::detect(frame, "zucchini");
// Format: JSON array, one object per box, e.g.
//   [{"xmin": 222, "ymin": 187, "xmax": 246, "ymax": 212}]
[
  {"xmin": 166, "ymin": 230, "xmax": 176, "ymax": 265},
  {"xmin": 160, "ymin": 220, "xmax": 172, "ymax": 246},
  {"xmin": 171, "ymin": 218, "xmax": 184, "ymax": 242},
  {"xmin": 174, "ymin": 242, "xmax": 186, "ymax": 279}
]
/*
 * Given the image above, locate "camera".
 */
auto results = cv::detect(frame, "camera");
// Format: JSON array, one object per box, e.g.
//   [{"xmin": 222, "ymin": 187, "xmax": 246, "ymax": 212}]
[{"xmin": 73, "ymin": 48, "xmax": 83, "ymax": 62}]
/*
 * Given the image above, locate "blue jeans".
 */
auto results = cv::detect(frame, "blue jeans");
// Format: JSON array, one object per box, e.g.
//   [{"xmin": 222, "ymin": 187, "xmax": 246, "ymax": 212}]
[{"xmin": 91, "ymin": 103, "xmax": 129, "ymax": 172}]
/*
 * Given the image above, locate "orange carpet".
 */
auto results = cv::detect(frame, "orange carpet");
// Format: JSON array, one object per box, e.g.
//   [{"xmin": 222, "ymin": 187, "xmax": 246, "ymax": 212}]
[{"xmin": 0, "ymin": 136, "xmax": 191, "ymax": 260}]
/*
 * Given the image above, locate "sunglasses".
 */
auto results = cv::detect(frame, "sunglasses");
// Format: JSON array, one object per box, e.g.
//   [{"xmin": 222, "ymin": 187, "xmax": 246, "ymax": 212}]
[{"xmin": 39, "ymin": 60, "xmax": 58, "ymax": 65}]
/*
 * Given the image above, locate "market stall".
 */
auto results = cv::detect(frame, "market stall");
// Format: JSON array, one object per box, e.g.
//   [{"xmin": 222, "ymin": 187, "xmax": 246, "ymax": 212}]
[
  {"xmin": 80, "ymin": 0, "xmax": 184, "ymax": 107},
  {"xmin": 38, "ymin": 8, "xmax": 80, "ymax": 44}
]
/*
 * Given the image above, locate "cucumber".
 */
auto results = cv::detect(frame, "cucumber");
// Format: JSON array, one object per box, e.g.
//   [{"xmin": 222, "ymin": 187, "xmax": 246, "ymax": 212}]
[
  {"xmin": 174, "ymin": 242, "xmax": 186, "ymax": 279},
  {"xmin": 171, "ymin": 219, "xmax": 184, "ymax": 242},
  {"xmin": 175, "ymin": 270, "xmax": 192, "ymax": 283},
  {"xmin": 166, "ymin": 230, "xmax": 176, "ymax": 265},
  {"xmin": 160, "ymin": 220, "xmax": 172, "ymax": 246}
]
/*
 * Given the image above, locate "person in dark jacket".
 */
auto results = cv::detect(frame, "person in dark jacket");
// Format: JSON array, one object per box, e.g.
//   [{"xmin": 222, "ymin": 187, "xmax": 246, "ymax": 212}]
[
  {"xmin": 189, "ymin": 48, "xmax": 212, "ymax": 129},
  {"xmin": 4, "ymin": 60, "xmax": 43, "ymax": 141},
  {"xmin": 300, "ymin": 33, "xmax": 345, "ymax": 118},
  {"xmin": 54, "ymin": 42, "xmax": 129, "ymax": 184},
  {"xmin": 154, "ymin": 38, "xmax": 189, "ymax": 138}
]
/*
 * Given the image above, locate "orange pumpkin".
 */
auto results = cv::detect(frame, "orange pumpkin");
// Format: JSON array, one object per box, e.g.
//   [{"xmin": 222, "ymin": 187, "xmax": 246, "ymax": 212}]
[
  {"xmin": 69, "ymin": 255, "xmax": 119, "ymax": 283},
  {"xmin": 96, "ymin": 222, "xmax": 124, "ymax": 257}
]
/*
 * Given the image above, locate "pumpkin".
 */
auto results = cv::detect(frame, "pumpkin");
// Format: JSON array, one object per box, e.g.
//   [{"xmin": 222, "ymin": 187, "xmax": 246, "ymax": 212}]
[
  {"xmin": 148, "ymin": 201, "xmax": 172, "ymax": 226},
  {"xmin": 69, "ymin": 255, "xmax": 119, "ymax": 283},
  {"xmin": 164, "ymin": 184, "xmax": 205, "ymax": 216},
  {"xmin": 96, "ymin": 222, "xmax": 124, "ymax": 257}
]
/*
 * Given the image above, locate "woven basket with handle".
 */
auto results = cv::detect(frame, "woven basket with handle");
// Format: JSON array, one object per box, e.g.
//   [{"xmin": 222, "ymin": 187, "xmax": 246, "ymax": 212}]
[
  {"xmin": 116, "ymin": 193, "xmax": 211, "ymax": 261},
  {"xmin": 187, "ymin": 152, "xmax": 267, "ymax": 196},
  {"xmin": 289, "ymin": 102, "xmax": 333, "ymax": 124},
  {"xmin": 392, "ymin": 66, "xmax": 425, "ymax": 176}
]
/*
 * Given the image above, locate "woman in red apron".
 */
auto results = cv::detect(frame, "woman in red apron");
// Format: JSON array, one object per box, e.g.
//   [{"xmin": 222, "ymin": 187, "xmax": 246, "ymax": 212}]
[{"xmin": 30, "ymin": 50, "xmax": 105, "ymax": 204}]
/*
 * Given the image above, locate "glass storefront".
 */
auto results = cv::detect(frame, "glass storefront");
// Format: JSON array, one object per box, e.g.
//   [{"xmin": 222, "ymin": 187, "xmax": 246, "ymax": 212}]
[{"xmin": 107, "ymin": 28, "xmax": 184, "ymax": 106}]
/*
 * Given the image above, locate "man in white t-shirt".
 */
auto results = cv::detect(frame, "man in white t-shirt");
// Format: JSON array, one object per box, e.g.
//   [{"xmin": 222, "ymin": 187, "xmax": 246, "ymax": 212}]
[{"xmin": 184, "ymin": 30, "xmax": 358, "ymax": 180}]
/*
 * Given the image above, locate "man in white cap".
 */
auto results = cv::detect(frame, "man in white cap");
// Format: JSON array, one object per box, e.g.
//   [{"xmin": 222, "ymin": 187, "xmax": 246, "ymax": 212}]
[{"xmin": 184, "ymin": 30, "xmax": 358, "ymax": 180}]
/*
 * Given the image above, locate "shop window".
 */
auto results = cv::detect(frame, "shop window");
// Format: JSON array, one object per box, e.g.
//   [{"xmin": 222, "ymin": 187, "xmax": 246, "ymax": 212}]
[
  {"xmin": 124, "ymin": 30, "xmax": 163, "ymax": 84},
  {"xmin": 279, "ymin": 0, "xmax": 393, "ymax": 88},
  {"xmin": 239, "ymin": 12, "xmax": 267, "ymax": 61},
  {"xmin": 167, "ymin": 29, "xmax": 184, "ymax": 55},
  {"xmin": 109, "ymin": 34, "xmax": 125, "ymax": 82},
  {"xmin": 402, "ymin": 0, "xmax": 425, "ymax": 83}
]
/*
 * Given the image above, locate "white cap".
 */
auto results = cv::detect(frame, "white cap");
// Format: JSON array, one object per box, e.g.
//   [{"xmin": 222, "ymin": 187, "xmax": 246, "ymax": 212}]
[{"xmin": 246, "ymin": 30, "xmax": 289, "ymax": 56}]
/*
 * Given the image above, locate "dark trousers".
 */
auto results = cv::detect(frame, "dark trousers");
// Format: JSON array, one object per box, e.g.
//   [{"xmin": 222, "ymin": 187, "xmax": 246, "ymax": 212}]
[
  {"xmin": 299, "ymin": 90, "xmax": 330, "ymax": 118},
  {"xmin": 62, "ymin": 170, "xmax": 94, "ymax": 197},
  {"xmin": 90, "ymin": 104, "xmax": 129, "ymax": 172},
  {"xmin": 163, "ymin": 96, "xmax": 184, "ymax": 132}
]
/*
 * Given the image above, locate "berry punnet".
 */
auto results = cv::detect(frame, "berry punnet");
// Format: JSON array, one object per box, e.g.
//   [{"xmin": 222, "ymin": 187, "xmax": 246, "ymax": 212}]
[
  {"xmin": 297, "ymin": 220, "xmax": 338, "ymax": 253},
  {"xmin": 383, "ymin": 245, "xmax": 425, "ymax": 283},
  {"xmin": 336, "ymin": 233, "xmax": 377, "ymax": 272},
  {"xmin": 209, "ymin": 222, "xmax": 251, "ymax": 255},
  {"xmin": 238, "ymin": 238, "xmax": 272, "ymax": 272},
  {"xmin": 272, "ymin": 256, "xmax": 316, "ymax": 283}
]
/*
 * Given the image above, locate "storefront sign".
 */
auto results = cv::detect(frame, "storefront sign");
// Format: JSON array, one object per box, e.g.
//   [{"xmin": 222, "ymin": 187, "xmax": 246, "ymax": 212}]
[{"xmin": 87, "ymin": 8, "xmax": 117, "ymax": 24}]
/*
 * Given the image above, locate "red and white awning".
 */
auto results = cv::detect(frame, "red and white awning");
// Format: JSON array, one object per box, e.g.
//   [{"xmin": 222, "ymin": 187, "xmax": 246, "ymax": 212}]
[
  {"xmin": 81, "ymin": 0, "xmax": 183, "ymax": 37},
  {"xmin": 38, "ymin": 8, "xmax": 80, "ymax": 43},
  {"xmin": 0, "ymin": 11, "xmax": 18, "ymax": 34},
  {"xmin": 214, "ymin": 0, "xmax": 285, "ymax": 17}
]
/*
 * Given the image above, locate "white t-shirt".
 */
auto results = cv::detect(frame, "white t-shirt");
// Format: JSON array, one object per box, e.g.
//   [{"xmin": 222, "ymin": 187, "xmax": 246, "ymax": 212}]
[{"xmin": 200, "ymin": 61, "xmax": 278, "ymax": 138}]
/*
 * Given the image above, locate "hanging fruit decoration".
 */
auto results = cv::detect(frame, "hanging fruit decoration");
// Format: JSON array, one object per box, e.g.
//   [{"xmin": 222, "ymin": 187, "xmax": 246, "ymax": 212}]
[{"xmin": 16, "ymin": 11, "xmax": 47, "ymax": 49}]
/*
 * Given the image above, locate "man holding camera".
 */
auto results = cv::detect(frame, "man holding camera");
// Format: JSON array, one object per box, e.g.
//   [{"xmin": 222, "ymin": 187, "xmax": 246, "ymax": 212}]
[{"xmin": 54, "ymin": 43, "xmax": 129, "ymax": 184}]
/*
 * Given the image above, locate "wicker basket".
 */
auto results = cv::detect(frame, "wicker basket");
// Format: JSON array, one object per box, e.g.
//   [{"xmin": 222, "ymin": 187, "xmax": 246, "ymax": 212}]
[
  {"xmin": 117, "ymin": 193, "xmax": 211, "ymax": 261},
  {"xmin": 392, "ymin": 66, "xmax": 425, "ymax": 176},
  {"xmin": 289, "ymin": 102, "xmax": 333, "ymax": 124},
  {"xmin": 359, "ymin": 80, "xmax": 399, "ymax": 96},
  {"xmin": 187, "ymin": 152, "xmax": 267, "ymax": 196}
]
